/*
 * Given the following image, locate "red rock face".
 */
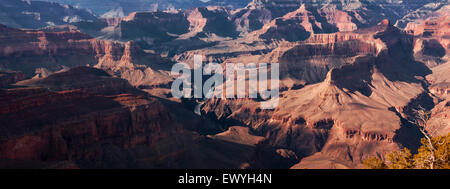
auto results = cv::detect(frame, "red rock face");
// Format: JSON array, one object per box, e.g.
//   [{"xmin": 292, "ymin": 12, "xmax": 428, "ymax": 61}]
[
  {"xmin": 404, "ymin": 13, "xmax": 450, "ymax": 70},
  {"xmin": 410, "ymin": 15, "xmax": 450, "ymax": 42},
  {"xmin": 426, "ymin": 61, "xmax": 450, "ymax": 136},
  {"xmin": 318, "ymin": 7, "xmax": 357, "ymax": 32},
  {"xmin": 0, "ymin": 68, "xmax": 182, "ymax": 162},
  {"xmin": 0, "ymin": 24, "xmax": 107, "ymax": 75},
  {"xmin": 257, "ymin": 4, "xmax": 316, "ymax": 42},
  {"xmin": 1, "ymin": 0, "xmax": 449, "ymax": 169},
  {"xmin": 202, "ymin": 20, "xmax": 435, "ymax": 168},
  {"xmin": 232, "ymin": 0, "xmax": 436, "ymax": 35},
  {"xmin": 0, "ymin": 24, "xmax": 173, "ymax": 91},
  {"xmin": 0, "ymin": 67, "xmax": 255, "ymax": 168},
  {"xmin": 0, "ymin": 24, "xmax": 93, "ymax": 58},
  {"xmin": 0, "ymin": 90, "xmax": 181, "ymax": 161},
  {"xmin": 405, "ymin": 9, "xmax": 450, "ymax": 149},
  {"xmin": 2, "ymin": 66, "xmax": 302, "ymax": 169},
  {"xmin": 268, "ymin": 21, "xmax": 390, "ymax": 84},
  {"xmin": 277, "ymin": 38, "xmax": 379, "ymax": 83},
  {"xmin": 403, "ymin": 4, "xmax": 450, "ymax": 37}
]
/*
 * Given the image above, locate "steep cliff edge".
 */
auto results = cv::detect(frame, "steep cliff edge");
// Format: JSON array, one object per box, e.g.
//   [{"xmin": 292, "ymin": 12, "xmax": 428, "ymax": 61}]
[
  {"xmin": 232, "ymin": 0, "xmax": 440, "ymax": 34},
  {"xmin": 0, "ymin": 67, "xmax": 181, "ymax": 167},
  {"xmin": 202, "ymin": 20, "xmax": 438, "ymax": 168},
  {"xmin": 0, "ymin": 24, "xmax": 175, "ymax": 96},
  {"xmin": 0, "ymin": 66, "xmax": 273, "ymax": 168},
  {"xmin": 427, "ymin": 62, "xmax": 450, "ymax": 136},
  {"xmin": 406, "ymin": 7, "xmax": 450, "ymax": 68}
]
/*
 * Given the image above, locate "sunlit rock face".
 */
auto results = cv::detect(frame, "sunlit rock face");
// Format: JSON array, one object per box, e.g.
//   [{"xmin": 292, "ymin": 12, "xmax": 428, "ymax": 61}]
[
  {"xmin": 202, "ymin": 20, "xmax": 439, "ymax": 168},
  {"xmin": 232, "ymin": 0, "xmax": 439, "ymax": 34},
  {"xmin": 0, "ymin": 24, "xmax": 174, "ymax": 90},
  {"xmin": 0, "ymin": 67, "xmax": 234, "ymax": 169},
  {"xmin": 0, "ymin": 0, "xmax": 449, "ymax": 169},
  {"xmin": 405, "ymin": 5, "xmax": 450, "ymax": 68}
]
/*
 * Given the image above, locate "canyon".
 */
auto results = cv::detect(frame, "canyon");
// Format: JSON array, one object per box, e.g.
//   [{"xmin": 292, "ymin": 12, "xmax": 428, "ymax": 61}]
[
  {"xmin": 0, "ymin": 0, "xmax": 96, "ymax": 29},
  {"xmin": 0, "ymin": 0, "xmax": 449, "ymax": 169},
  {"xmin": 0, "ymin": 67, "xmax": 297, "ymax": 168},
  {"xmin": 41, "ymin": 0, "xmax": 253, "ymax": 16}
]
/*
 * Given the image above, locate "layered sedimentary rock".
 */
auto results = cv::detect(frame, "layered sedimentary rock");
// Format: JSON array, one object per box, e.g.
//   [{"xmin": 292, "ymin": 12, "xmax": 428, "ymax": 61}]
[
  {"xmin": 0, "ymin": 67, "xmax": 211, "ymax": 168},
  {"xmin": 174, "ymin": 22, "xmax": 385, "ymax": 91},
  {"xmin": 74, "ymin": 8, "xmax": 242, "ymax": 60},
  {"xmin": 397, "ymin": 2, "xmax": 449, "ymax": 29},
  {"xmin": 405, "ymin": 5, "xmax": 450, "ymax": 44},
  {"xmin": 255, "ymin": 3, "xmax": 359, "ymax": 41},
  {"xmin": 0, "ymin": 24, "xmax": 174, "ymax": 92},
  {"xmin": 172, "ymin": 0, "xmax": 449, "ymax": 72},
  {"xmin": 61, "ymin": 0, "xmax": 450, "ymax": 66},
  {"xmin": 232, "ymin": 0, "xmax": 440, "ymax": 34},
  {"xmin": 231, "ymin": 0, "xmax": 300, "ymax": 34},
  {"xmin": 0, "ymin": 67, "xmax": 182, "ymax": 167},
  {"xmin": 427, "ymin": 62, "xmax": 450, "ymax": 136},
  {"xmin": 0, "ymin": 66, "xmax": 297, "ymax": 169},
  {"xmin": 202, "ymin": 20, "xmax": 435, "ymax": 168},
  {"xmin": 75, "ymin": 11, "xmax": 191, "ymax": 43},
  {"xmin": 276, "ymin": 32, "xmax": 381, "ymax": 84},
  {"xmin": 189, "ymin": 7, "xmax": 239, "ymax": 38},
  {"xmin": 317, "ymin": 6, "xmax": 357, "ymax": 32},
  {"xmin": 257, "ymin": 4, "xmax": 317, "ymax": 42},
  {"xmin": 0, "ymin": 24, "xmax": 97, "ymax": 75},
  {"xmin": 1, "ymin": 0, "xmax": 450, "ymax": 169},
  {"xmin": 405, "ymin": 5, "xmax": 450, "ymax": 68}
]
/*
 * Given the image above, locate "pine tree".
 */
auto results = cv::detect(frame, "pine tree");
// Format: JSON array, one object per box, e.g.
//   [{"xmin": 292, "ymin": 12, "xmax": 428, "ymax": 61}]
[{"xmin": 363, "ymin": 133, "xmax": 450, "ymax": 169}]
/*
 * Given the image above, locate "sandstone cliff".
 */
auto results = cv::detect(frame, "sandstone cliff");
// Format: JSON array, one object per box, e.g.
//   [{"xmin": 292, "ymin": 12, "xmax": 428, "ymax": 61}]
[
  {"xmin": 1, "ymin": 0, "xmax": 450, "ymax": 169},
  {"xmin": 202, "ymin": 20, "xmax": 439, "ymax": 169},
  {"xmin": 406, "ymin": 6, "xmax": 450, "ymax": 68},
  {"xmin": 0, "ymin": 66, "xmax": 300, "ymax": 168},
  {"xmin": 0, "ymin": 24, "xmax": 175, "ymax": 95},
  {"xmin": 0, "ymin": 66, "xmax": 268, "ymax": 168}
]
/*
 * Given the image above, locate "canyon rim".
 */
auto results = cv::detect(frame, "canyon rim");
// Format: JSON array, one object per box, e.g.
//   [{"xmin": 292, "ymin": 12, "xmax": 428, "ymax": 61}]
[{"xmin": 0, "ymin": 0, "xmax": 448, "ymax": 171}]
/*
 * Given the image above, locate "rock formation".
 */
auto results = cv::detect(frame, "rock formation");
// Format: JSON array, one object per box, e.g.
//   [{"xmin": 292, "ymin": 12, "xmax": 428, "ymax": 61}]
[
  {"xmin": 406, "ymin": 5, "xmax": 450, "ymax": 68},
  {"xmin": 0, "ymin": 67, "xmax": 183, "ymax": 167},
  {"xmin": 0, "ymin": 0, "xmax": 96, "ymax": 29},
  {"xmin": 0, "ymin": 66, "xmax": 282, "ymax": 168},
  {"xmin": 232, "ymin": 0, "xmax": 441, "ymax": 34},
  {"xmin": 0, "ymin": 70, "xmax": 26, "ymax": 88},
  {"xmin": 0, "ymin": 0, "xmax": 449, "ymax": 169},
  {"xmin": 202, "ymin": 20, "xmax": 441, "ymax": 168},
  {"xmin": 427, "ymin": 62, "xmax": 450, "ymax": 136},
  {"xmin": 0, "ymin": 24, "xmax": 174, "ymax": 94},
  {"xmin": 41, "ymin": 0, "xmax": 252, "ymax": 16}
]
